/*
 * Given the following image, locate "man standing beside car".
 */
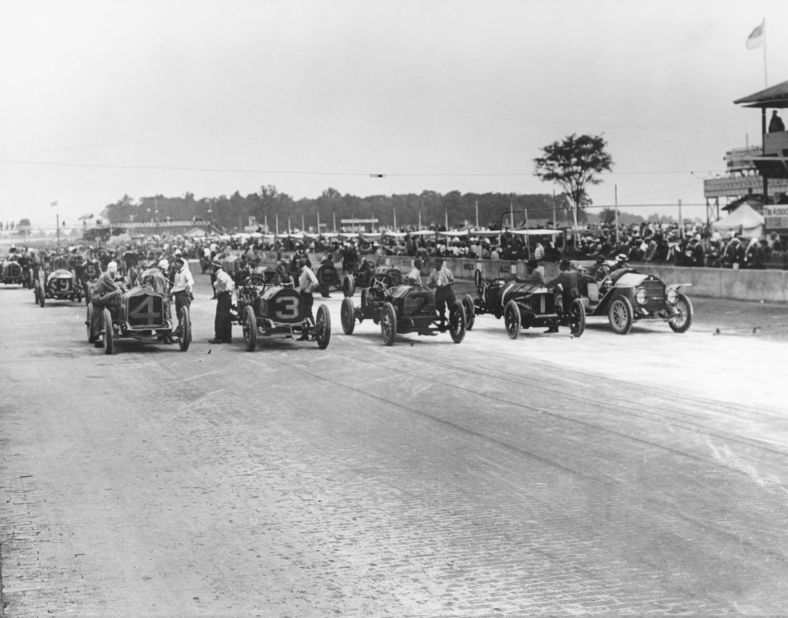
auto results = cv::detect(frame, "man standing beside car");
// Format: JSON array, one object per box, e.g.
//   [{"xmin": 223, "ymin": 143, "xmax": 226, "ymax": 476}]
[
  {"xmin": 428, "ymin": 257, "xmax": 455, "ymax": 331},
  {"xmin": 89, "ymin": 260, "xmax": 122, "ymax": 347},
  {"xmin": 171, "ymin": 256, "xmax": 194, "ymax": 333},
  {"xmin": 297, "ymin": 258, "xmax": 319, "ymax": 340},
  {"xmin": 210, "ymin": 261, "xmax": 235, "ymax": 344}
]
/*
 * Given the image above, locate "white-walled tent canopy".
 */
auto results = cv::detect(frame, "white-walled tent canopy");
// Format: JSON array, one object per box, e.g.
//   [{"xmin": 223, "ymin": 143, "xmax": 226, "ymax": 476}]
[{"xmin": 711, "ymin": 203, "xmax": 765, "ymax": 238}]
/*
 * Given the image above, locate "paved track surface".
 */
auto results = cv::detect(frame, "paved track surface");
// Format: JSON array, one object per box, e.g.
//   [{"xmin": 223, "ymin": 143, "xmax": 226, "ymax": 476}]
[{"xmin": 1, "ymin": 271, "xmax": 788, "ymax": 616}]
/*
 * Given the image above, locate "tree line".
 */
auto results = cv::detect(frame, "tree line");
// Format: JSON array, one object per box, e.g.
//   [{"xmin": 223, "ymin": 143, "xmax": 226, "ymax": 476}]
[{"xmin": 101, "ymin": 187, "xmax": 578, "ymax": 232}]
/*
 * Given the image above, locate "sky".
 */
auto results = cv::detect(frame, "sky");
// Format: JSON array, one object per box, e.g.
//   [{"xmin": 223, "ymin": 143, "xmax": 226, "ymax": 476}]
[{"xmin": 0, "ymin": 0, "xmax": 786, "ymax": 230}]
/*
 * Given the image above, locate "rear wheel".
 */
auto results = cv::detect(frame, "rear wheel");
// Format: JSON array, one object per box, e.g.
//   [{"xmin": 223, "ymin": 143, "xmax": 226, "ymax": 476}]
[
  {"xmin": 449, "ymin": 300, "xmax": 466, "ymax": 344},
  {"xmin": 668, "ymin": 293, "xmax": 693, "ymax": 333},
  {"xmin": 608, "ymin": 297, "xmax": 634, "ymax": 335},
  {"xmin": 504, "ymin": 300, "xmax": 521, "ymax": 340},
  {"xmin": 242, "ymin": 305, "xmax": 257, "ymax": 351},
  {"xmin": 342, "ymin": 274, "xmax": 355, "ymax": 297},
  {"xmin": 569, "ymin": 298, "xmax": 586, "ymax": 337},
  {"xmin": 341, "ymin": 297, "xmax": 355, "ymax": 335},
  {"xmin": 461, "ymin": 294, "xmax": 475, "ymax": 331},
  {"xmin": 178, "ymin": 306, "xmax": 191, "ymax": 351},
  {"xmin": 315, "ymin": 304, "xmax": 331, "ymax": 349},
  {"xmin": 102, "ymin": 308, "xmax": 114, "ymax": 354},
  {"xmin": 380, "ymin": 302, "xmax": 397, "ymax": 346}
]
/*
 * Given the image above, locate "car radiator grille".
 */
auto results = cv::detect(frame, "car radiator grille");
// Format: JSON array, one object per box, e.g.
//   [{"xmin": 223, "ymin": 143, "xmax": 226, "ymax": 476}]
[
  {"xmin": 641, "ymin": 280, "xmax": 665, "ymax": 312},
  {"xmin": 127, "ymin": 294, "xmax": 164, "ymax": 327}
]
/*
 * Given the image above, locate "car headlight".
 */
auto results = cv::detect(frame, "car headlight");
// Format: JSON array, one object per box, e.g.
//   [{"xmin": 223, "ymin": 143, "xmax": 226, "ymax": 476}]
[
  {"xmin": 666, "ymin": 288, "xmax": 678, "ymax": 304},
  {"xmin": 635, "ymin": 288, "xmax": 648, "ymax": 305}
]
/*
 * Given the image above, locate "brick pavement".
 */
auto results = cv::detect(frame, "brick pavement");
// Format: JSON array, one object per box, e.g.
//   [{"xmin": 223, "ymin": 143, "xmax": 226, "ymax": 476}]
[{"xmin": 2, "ymin": 281, "xmax": 788, "ymax": 616}]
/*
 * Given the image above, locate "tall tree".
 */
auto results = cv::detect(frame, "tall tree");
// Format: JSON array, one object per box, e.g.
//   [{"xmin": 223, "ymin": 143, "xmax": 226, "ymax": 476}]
[{"xmin": 534, "ymin": 133, "xmax": 613, "ymax": 238}]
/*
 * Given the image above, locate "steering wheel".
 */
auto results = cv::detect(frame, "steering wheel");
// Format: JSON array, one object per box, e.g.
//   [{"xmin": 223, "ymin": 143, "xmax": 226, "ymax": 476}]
[{"xmin": 245, "ymin": 273, "xmax": 267, "ymax": 290}]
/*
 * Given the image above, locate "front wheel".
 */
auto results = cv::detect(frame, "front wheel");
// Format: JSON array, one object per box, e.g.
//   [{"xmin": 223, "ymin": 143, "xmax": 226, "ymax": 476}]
[
  {"xmin": 504, "ymin": 300, "xmax": 521, "ymax": 340},
  {"xmin": 461, "ymin": 294, "xmax": 475, "ymax": 331},
  {"xmin": 341, "ymin": 297, "xmax": 355, "ymax": 335},
  {"xmin": 448, "ymin": 300, "xmax": 466, "ymax": 344},
  {"xmin": 242, "ymin": 305, "xmax": 257, "ymax": 351},
  {"xmin": 668, "ymin": 293, "xmax": 693, "ymax": 333},
  {"xmin": 608, "ymin": 296, "xmax": 634, "ymax": 335},
  {"xmin": 380, "ymin": 302, "xmax": 397, "ymax": 346},
  {"xmin": 315, "ymin": 304, "xmax": 331, "ymax": 349},
  {"xmin": 178, "ymin": 306, "xmax": 191, "ymax": 351},
  {"xmin": 342, "ymin": 274, "xmax": 355, "ymax": 297},
  {"xmin": 474, "ymin": 269, "xmax": 483, "ymax": 292},
  {"xmin": 102, "ymin": 308, "xmax": 114, "ymax": 354},
  {"xmin": 86, "ymin": 304, "xmax": 96, "ymax": 343},
  {"xmin": 568, "ymin": 298, "xmax": 586, "ymax": 337}
]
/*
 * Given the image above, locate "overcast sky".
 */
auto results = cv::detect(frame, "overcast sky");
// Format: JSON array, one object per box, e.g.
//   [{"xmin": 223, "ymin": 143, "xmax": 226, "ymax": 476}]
[{"xmin": 1, "ymin": 0, "xmax": 785, "ymax": 228}]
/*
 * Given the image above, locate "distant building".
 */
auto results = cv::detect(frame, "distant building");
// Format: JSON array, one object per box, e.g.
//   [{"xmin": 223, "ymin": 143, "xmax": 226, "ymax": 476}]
[{"xmin": 704, "ymin": 79, "xmax": 788, "ymax": 233}]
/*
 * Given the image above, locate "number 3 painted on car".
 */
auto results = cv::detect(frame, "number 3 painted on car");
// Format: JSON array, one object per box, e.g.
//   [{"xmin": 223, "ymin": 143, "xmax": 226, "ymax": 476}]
[{"xmin": 274, "ymin": 296, "xmax": 299, "ymax": 320}]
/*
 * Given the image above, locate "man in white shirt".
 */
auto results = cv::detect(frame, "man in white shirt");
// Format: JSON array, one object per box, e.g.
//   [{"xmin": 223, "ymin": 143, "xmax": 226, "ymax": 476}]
[
  {"xmin": 210, "ymin": 262, "xmax": 235, "ymax": 344},
  {"xmin": 297, "ymin": 259, "xmax": 319, "ymax": 340},
  {"xmin": 171, "ymin": 256, "xmax": 194, "ymax": 335}
]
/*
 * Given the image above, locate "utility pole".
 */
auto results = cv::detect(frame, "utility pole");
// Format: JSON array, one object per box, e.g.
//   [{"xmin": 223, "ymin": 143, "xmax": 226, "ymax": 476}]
[
  {"xmin": 614, "ymin": 185, "xmax": 620, "ymax": 244},
  {"xmin": 678, "ymin": 199, "xmax": 683, "ymax": 239}
]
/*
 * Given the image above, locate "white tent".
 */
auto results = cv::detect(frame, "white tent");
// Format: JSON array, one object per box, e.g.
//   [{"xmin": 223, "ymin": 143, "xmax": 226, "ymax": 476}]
[{"xmin": 711, "ymin": 204, "xmax": 765, "ymax": 238}]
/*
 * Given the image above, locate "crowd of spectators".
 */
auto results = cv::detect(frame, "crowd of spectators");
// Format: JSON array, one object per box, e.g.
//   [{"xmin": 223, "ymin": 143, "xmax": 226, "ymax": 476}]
[{"xmin": 9, "ymin": 218, "xmax": 788, "ymax": 278}]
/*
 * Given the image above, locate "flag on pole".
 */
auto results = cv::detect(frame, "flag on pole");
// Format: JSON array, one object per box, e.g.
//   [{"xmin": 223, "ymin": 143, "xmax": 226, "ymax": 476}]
[
  {"xmin": 746, "ymin": 20, "xmax": 764, "ymax": 49},
  {"xmin": 50, "ymin": 200, "xmax": 58, "ymax": 207}
]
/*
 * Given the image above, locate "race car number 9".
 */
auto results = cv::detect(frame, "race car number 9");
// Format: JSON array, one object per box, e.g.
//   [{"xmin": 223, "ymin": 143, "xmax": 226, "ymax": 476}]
[{"xmin": 273, "ymin": 296, "xmax": 299, "ymax": 320}]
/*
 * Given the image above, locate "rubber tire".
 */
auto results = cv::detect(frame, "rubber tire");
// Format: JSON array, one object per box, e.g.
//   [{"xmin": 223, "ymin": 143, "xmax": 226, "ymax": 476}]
[
  {"xmin": 315, "ymin": 304, "xmax": 331, "ymax": 349},
  {"xmin": 34, "ymin": 281, "xmax": 41, "ymax": 306},
  {"xmin": 504, "ymin": 300, "xmax": 521, "ymax": 340},
  {"xmin": 474, "ymin": 269, "xmax": 483, "ymax": 292},
  {"xmin": 380, "ymin": 302, "xmax": 397, "ymax": 346},
  {"xmin": 668, "ymin": 293, "xmax": 693, "ymax": 333},
  {"xmin": 608, "ymin": 296, "xmax": 634, "ymax": 335},
  {"xmin": 448, "ymin": 300, "xmax": 466, "ymax": 344},
  {"xmin": 178, "ymin": 306, "xmax": 191, "ymax": 351},
  {"xmin": 343, "ymin": 274, "xmax": 355, "ymax": 297},
  {"xmin": 86, "ymin": 304, "xmax": 96, "ymax": 343},
  {"xmin": 36, "ymin": 280, "xmax": 45, "ymax": 307},
  {"xmin": 461, "ymin": 294, "xmax": 475, "ymax": 331},
  {"xmin": 341, "ymin": 297, "xmax": 355, "ymax": 335},
  {"xmin": 243, "ymin": 305, "xmax": 257, "ymax": 351},
  {"xmin": 569, "ymin": 298, "xmax": 586, "ymax": 337},
  {"xmin": 102, "ymin": 308, "xmax": 114, "ymax": 354}
]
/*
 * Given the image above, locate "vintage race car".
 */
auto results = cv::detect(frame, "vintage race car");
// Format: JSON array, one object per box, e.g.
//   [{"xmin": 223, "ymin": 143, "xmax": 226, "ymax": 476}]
[
  {"xmin": 342, "ymin": 261, "xmax": 403, "ymax": 298},
  {"xmin": 314, "ymin": 261, "xmax": 344, "ymax": 298},
  {"xmin": 341, "ymin": 281, "xmax": 468, "ymax": 346},
  {"xmin": 234, "ymin": 272, "xmax": 331, "ymax": 351},
  {"xmin": 574, "ymin": 264, "xmax": 693, "ymax": 334},
  {"xmin": 473, "ymin": 271, "xmax": 585, "ymax": 339},
  {"xmin": 86, "ymin": 268, "xmax": 190, "ymax": 354},
  {"xmin": 0, "ymin": 258, "xmax": 25, "ymax": 286},
  {"xmin": 34, "ymin": 268, "xmax": 84, "ymax": 306}
]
